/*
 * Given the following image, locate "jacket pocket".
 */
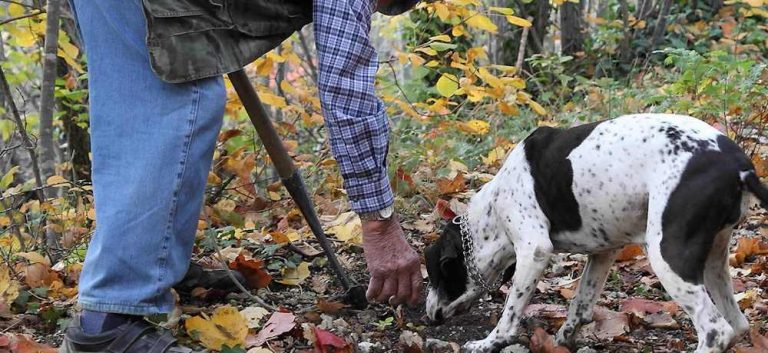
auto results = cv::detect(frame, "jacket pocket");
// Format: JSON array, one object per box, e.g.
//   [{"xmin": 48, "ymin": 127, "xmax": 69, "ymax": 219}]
[
  {"xmin": 226, "ymin": 0, "xmax": 311, "ymax": 37},
  {"xmin": 143, "ymin": 0, "xmax": 232, "ymax": 37}
]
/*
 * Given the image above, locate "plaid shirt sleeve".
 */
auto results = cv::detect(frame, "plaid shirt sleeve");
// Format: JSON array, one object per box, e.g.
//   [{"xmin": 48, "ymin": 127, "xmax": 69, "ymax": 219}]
[{"xmin": 314, "ymin": 0, "xmax": 394, "ymax": 214}]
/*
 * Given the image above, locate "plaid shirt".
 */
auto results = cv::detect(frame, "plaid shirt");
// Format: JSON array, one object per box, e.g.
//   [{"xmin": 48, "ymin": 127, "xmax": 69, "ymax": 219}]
[{"xmin": 314, "ymin": 0, "xmax": 393, "ymax": 213}]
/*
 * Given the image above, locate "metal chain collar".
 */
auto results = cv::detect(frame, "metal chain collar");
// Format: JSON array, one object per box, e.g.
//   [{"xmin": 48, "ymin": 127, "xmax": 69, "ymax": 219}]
[{"xmin": 453, "ymin": 214, "xmax": 501, "ymax": 292}]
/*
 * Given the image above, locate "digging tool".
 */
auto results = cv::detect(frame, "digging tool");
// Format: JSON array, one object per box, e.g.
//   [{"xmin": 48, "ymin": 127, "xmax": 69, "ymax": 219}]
[{"xmin": 227, "ymin": 69, "xmax": 368, "ymax": 309}]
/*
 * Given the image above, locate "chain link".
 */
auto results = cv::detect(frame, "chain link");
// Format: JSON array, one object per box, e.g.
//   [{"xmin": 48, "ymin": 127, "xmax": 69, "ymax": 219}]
[{"xmin": 453, "ymin": 214, "xmax": 501, "ymax": 292}]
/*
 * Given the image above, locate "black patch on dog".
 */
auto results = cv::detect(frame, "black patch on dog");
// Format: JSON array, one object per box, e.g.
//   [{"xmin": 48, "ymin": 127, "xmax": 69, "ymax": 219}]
[
  {"xmin": 523, "ymin": 122, "xmax": 603, "ymax": 234},
  {"xmin": 661, "ymin": 135, "xmax": 752, "ymax": 284},
  {"xmin": 425, "ymin": 222, "xmax": 468, "ymax": 301}
]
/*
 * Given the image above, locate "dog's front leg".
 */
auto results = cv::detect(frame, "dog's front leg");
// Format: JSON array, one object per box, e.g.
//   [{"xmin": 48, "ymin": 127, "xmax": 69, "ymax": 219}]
[
  {"xmin": 462, "ymin": 242, "xmax": 553, "ymax": 353},
  {"xmin": 555, "ymin": 250, "xmax": 618, "ymax": 348}
]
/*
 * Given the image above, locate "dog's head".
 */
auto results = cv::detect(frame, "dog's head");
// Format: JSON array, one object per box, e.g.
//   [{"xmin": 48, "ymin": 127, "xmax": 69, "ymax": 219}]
[{"xmin": 424, "ymin": 221, "xmax": 483, "ymax": 324}]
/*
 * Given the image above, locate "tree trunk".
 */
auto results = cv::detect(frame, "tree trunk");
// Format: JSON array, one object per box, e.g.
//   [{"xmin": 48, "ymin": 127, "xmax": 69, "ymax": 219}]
[
  {"xmin": 560, "ymin": 0, "xmax": 585, "ymax": 55},
  {"xmin": 39, "ymin": 0, "xmax": 63, "ymax": 196},
  {"xmin": 649, "ymin": 0, "xmax": 672, "ymax": 52}
]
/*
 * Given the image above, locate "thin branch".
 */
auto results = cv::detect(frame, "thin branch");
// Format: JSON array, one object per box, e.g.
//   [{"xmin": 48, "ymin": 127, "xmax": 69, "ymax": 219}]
[
  {"xmin": 0, "ymin": 67, "xmax": 46, "ymax": 205},
  {"xmin": 297, "ymin": 31, "xmax": 318, "ymax": 83},
  {"xmin": 515, "ymin": 17, "xmax": 533, "ymax": 71},
  {"xmin": 0, "ymin": 10, "xmax": 45, "ymax": 26},
  {"xmin": 0, "ymin": 0, "xmax": 40, "ymax": 9}
]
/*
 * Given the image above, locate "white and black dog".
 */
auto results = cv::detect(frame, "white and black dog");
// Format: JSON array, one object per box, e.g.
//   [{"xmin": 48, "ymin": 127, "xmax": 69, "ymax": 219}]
[{"xmin": 425, "ymin": 114, "xmax": 768, "ymax": 353}]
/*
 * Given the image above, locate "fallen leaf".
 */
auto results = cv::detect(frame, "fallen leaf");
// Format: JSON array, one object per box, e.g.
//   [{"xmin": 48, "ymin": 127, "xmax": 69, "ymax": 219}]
[
  {"xmin": 0, "ymin": 267, "xmax": 19, "ymax": 308},
  {"xmin": 457, "ymin": 120, "xmax": 490, "ymax": 135},
  {"xmin": 529, "ymin": 327, "xmax": 570, "ymax": 353},
  {"xmin": 436, "ymin": 172, "xmax": 465, "ymax": 195},
  {"xmin": 731, "ymin": 237, "xmax": 768, "ymax": 267},
  {"xmin": 185, "ymin": 306, "xmax": 248, "ymax": 350},
  {"xmin": 9, "ymin": 334, "xmax": 57, "ymax": 353},
  {"xmin": 398, "ymin": 330, "xmax": 425, "ymax": 353},
  {"xmin": 327, "ymin": 212, "xmax": 363, "ymax": 245},
  {"xmin": 277, "ymin": 262, "xmax": 310, "ymax": 286},
  {"xmin": 643, "ymin": 312, "xmax": 679, "ymax": 329},
  {"xmin": 620, "ymin": 298, "xmax": 679, "ymax": 317},
  {"xmin": 240, "ymin": 306, "xmax": 270, "ymax": 329},
  {"xmin": 434, "ymin": 199, "xmax": 457, "ymax": 221},
  {"xmin": 253, "ymin": 312, "xmax": 296, "ymax": 346},
  {"xmin": 15, "ymin": 252, "xmax": 50, "ymax": 266},
  {"xmin": 229, "ymin": 255, "xmax": 272, "ymax": 289},
  {"xmin": 615, "ymin": 244, "xmax": 645, "ymax": 262},
  {"xmin": 581, "ymin": 308, "xmax": 630, "ymax": 340},
  {"xmin": 317, "ymin": 299, "xmax": 349, "ymax": 315},
  {"xmin": 247, "ymin": 348, "xmax": 274, "ymax": 353},
  {"xmin": 314, "ymin": 327, "xmax": 352, "ymax": 353}
]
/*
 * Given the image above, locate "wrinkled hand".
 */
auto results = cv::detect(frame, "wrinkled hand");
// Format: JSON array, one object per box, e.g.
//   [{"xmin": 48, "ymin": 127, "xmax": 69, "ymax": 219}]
[{"xmin": 362, "ymin": 217, "xmax": 422, "ymax": 307}]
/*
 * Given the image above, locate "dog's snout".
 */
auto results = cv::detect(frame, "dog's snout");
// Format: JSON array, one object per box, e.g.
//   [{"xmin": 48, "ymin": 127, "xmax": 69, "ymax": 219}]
[{"xmin": 427, "ymin": 308, "xmax": 444, "ymax": 325}]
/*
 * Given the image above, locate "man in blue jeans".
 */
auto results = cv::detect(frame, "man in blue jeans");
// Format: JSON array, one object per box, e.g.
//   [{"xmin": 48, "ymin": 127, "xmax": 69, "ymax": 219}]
[{"xmin": 61, "ymin": 0, "xmax": 422, "ymax": 351}]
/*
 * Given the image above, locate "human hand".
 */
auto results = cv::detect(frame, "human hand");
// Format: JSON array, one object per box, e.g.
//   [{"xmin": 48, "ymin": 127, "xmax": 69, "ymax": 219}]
[{"xmin": 361, "ymin": 216, "xmax": 422, "ymax": 307}]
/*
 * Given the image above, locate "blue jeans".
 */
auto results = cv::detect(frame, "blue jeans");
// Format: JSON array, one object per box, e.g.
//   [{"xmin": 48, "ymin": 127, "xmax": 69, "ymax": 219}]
[{"xmin": 71, "ymin": 0, "xmax": 226, "ymax": 314}]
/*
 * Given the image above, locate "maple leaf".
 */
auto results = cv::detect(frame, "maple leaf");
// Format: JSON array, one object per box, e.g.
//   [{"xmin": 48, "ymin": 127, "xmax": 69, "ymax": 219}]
[
  {"xmin": 229, "ymin": 254, "xmax": 272, "ymax": 289},
  {"xmin": 185, "ymin": 306, "xmax": 248, "ymax": 351},
  {"xmin": 436, "ymin": 172, "xmax": 465, "ymax": 195},
  {"xmin": 316, "ymin": 299, "xmax": 349, "ymax": 315},
  {"xmin": 434, "ymin": 199, "xmax": 457, "ymax": 221}
]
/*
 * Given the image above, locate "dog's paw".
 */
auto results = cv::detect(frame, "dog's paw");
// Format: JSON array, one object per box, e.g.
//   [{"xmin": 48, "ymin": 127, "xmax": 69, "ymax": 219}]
[
  {"xmin": 460, "ymin": 340, "xmax": 488, "ymax": 353},
  {"xmin": 461, "ymin": 340, "xmax": 508, "ymax": 353}
]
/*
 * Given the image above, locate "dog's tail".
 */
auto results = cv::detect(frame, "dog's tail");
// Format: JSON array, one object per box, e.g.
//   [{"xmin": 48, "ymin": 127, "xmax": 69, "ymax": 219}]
[{"xmin": 743, "ymin": 170, "xmax": 768, "ymax": 208}]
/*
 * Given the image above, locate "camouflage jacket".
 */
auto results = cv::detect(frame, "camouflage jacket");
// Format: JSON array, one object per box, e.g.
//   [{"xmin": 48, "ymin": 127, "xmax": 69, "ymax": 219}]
[{"xmin": 143, "ymin": 0, "xmax": 312, "ymax": 83}]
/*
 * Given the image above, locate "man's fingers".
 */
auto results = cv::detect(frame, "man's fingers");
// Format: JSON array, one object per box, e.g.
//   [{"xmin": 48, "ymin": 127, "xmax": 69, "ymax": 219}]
[
  {"xmin": 377, "ymin": 276, "xmax": 398, "ymax": 303},
  {"xmin": 366, "ymin": 275, "xmax": 384, "ymax": 302},
  {"xmin": 394, "ymin": 270, "xmax": 412, "ymax": 306},
  {"xmin": 409, "ymin": 270, "xmax": 422, "ymax": 306}
]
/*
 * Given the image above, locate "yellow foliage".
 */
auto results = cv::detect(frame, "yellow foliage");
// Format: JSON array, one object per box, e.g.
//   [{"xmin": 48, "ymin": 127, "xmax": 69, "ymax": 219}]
[
  {"xmin": 186, "ymin": 306, "xmax": 249, "ymax": 350},
  {"xmin": 466, "ymin": 13, "xmax": 498, "ymax": 33},
  {"xmin": 277, "ymin": 262, "xmax": 310, "ymax": 286},
  {"xmin": 436, "ymin": 74, "xmax": 460, "ymax": 97},
  {"xmin": 457, "ymin": 119, "xmax": 490, "ymax": 135},
  {"xmin": 0, "ymin": 266, "xmax": 19, "ymax": 306},
  {"xmin": 506, "ymin": 15, "xmax": 533, "ymax": 27}
]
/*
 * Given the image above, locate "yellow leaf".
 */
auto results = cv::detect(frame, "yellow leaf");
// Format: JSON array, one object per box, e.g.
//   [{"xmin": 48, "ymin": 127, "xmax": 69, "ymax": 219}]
[
  {"xmin": 744, "ymin": 0, "xmax": 763, "ymax": 6},
  {"xmin": 415, "ymin": 47, "xmax": 438, "ymax": 56},
  {"xmin": 0, "ymin": 266, "xmax": 19, "ymax": 306},
  {"xmin": 255, "ymin": 57, "xmax": 274, "ymax": 76},
  {"xmin": 434, "ymin": 2, "xmax": 451, "ymax": 21},
  {"xmin": 436, "ymin": 74, "xmax": 459, "ymax": 97},
  {"xmin": 483, "ymin": 146, "xmax": 509, "ymax": 167},
  {"xmin": 268, "ymin": 191, "xmax": 281, "ymax": 201},
  {"xmin": 425, "ymin": 60, "xmax": 440, "ymax": 67},
  {"xmin": 328, "ymin": 212, "xmax": 363, "ymax": 244},
  {"xmin": 240, "ymin": 306, "xmax": 270, "ymax": 329},
  {"xmin": 258, "ymin": 91, "xmax": 286, "ymax": 108},
  {"xmin": 528, "ymin": 100, "xmax": 547, "ymax": 116},
  {"xmin": 277, "ymin": 262, "xmax": 310, "ymax": 286},
  {"xmin": 499, "ymin": 102, "xmax": 520, "ymax": 116},
  {"xmin": 207, "ymin": 172, "xmax": 222, "ymax": 185},
  {"xmin": 537, "ymin": 120, "xmax": 559, "ymax": 127},
  {"xmin": 16, "ymin": 252, "xmax": 50, "ymax": 266},
  {"xmin": 452, "ymin": 25, "xmax": 466, "ymax": 37},
  {"xmin": 477, "ymin": 67, "xmax": 503, "ymax": 88},
  {"xmin": 8, "ymin": 4, "xmax": 24, "ymax": 17},
  {"xmin": 46, "ymin": 175, "xmax": 68, "ymax": 186},
  {"xmin": 430, "ymin": 34, "xmax": 451, "ymax": 42},
  {"xmin": 466, "ymin": 13, "xmax": 498, "ymax": 33},
  {"xmin": 506, "ymin": 15, "xmax": 532, "ymax": 27},
  {"xmin": 490, "ymin": 6, "xmax": 515, "ymax": 15},
  {"xmin": 279, "ymin": 80, "xmax": 296, "ymax": 95},
  {"xmin": 185, "ymin": 306, "xmax": 248, "ymax": 350},
  {"xmin": 458, "ymin": 119, "xmax": 490, "ymax": 135}
]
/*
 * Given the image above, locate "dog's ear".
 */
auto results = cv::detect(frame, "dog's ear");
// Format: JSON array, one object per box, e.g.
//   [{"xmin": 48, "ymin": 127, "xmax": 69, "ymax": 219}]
[{"xmin": 438, "ymin": 223, "xmax": 463, "ymax": 274}]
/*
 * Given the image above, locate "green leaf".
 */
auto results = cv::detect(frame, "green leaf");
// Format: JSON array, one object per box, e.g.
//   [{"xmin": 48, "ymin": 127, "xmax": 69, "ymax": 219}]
[
  {"xmin": 1, "ymin": 166, "xmax": 19, "ymax": 190},
  {"xmin": 429, "ymin": 42, "xmax": 457, "ymax": 52}
]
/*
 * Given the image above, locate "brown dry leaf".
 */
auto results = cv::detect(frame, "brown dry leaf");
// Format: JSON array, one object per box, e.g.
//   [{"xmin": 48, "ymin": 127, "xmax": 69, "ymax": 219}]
[
  {"xmin": 734, "ymin": 290, "xmax": 759, "ymax": 310},
  {"xmin": 529, "ymin": 327, "xmax": 570, "ymax": 353},
  {"xmin": 185, "ymin": 306, "xmax": 248, "ymax": 350},
  {"xmin": 0, "ymin": 267, "xmax": 19, "ymax": 309},
  {"xmin": 581, "ymin": 308, "xmax": 630, "ymax": 341},
  {"xmin": 752, "ymin": 155, "xmax": 768, "ymax": 178},
  {"xmin": 616, "ymin": 244, "xmax": 645, "ymax": 262},
  {"xmin": 523, "ymin": 304, "xmax": 568, "ymax": 328},
  {"xmin": 558, "ymin": 287, "xmax": 576, "ymax": 300},
  {"xmin": 15, "ymin": 252, "xmax": 50, "ymax": 267},
  {"xmin": 23, "ymin": 263, "xmax": 59, "ymax": 289},
  {"xmin": 730, "ymin": 237, "xmax": 768, "ymax": 267},
  {"xmin": 399, "ymin": 330, "xmax": 425, "ymax": 353},
  {"xmin": 620, "ymin": 298, "xmax": 679, "ymax": 317},
  {"xmin": 253, "ymin": 312, "xmax": 296, "ymax": 346},
  {"xmin": 436, "ymin": 172, "xmax": 465, "ymax": 195},
  {"xmin": 643, "ymin": 312, "xmax": 679, "ymax": 329},
  {"xmin": 316, "ymin": 299, "xmax": 349, "ymax": 315},
  {"xmin": 229, "ymin": 254, "xmax": 272, "ymax": 289},
  {"xmin": 8, "ymin": 334, "xmax": 57, "ymax": 353}
]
